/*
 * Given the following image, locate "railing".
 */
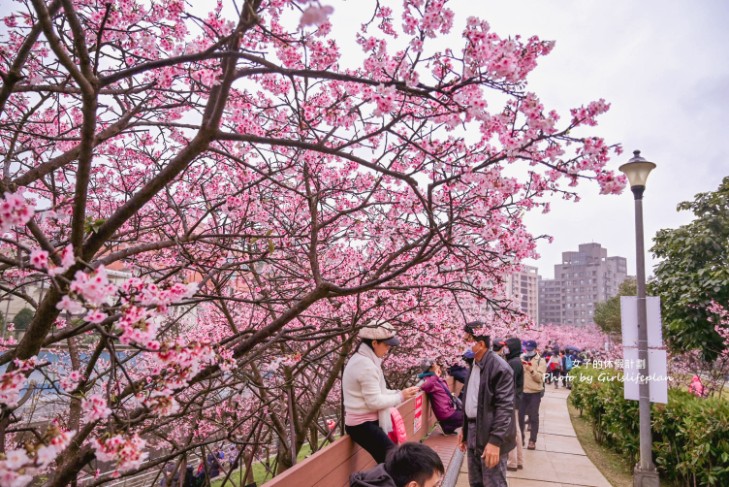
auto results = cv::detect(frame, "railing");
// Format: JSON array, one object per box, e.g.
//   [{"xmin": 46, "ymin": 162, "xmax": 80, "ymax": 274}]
[{"xmin": 263, "ymin": 378, "xmax": 461, "ymax": 487}]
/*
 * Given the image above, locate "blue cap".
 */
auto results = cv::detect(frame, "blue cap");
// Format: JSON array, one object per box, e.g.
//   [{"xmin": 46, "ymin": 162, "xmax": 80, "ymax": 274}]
[
  {"xmin": 463, "ymin": 350, "xmax": 475, "ymax": 359},
  {"xmin": 524, "ymin": 340, "xmax": 537, "ymax": 351}
]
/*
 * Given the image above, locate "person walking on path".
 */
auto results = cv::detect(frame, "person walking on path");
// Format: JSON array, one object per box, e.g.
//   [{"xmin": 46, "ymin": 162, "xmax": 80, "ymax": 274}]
[
  {"xmin": 547, "ymin": 352, "xmax": 562, "ymax": 388},
  {"xmin": 520, "ymin": 340, "xmax": 547, "ymax": 451},
  {"xmin": 562, "ymin": 350, "xmax": 575, "ymax": 390},
  {"xmin": 350, "ymin": 442, "xmax": 444, "ymax": 487},
  {"xmin": 343, "ymin": 322, "xmax": 420, "ymax": 463},
  {"xmin": 457, "ymin": 321, "xmax": 516, "ymax": 487},
  {"xmin": 418, "ymin": 359, "xmax": 464, "ymax": 434},
  {"xmin": 503, "ymin": 337, "xmax": 524, "ymax": 471}
]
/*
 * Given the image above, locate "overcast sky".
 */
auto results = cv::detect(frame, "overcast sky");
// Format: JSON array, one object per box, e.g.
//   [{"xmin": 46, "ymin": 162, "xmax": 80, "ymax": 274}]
[
  {"xmin": 462, "ymin": 0, "xmax": 729, "ymax": 278},
  {"xmin": 327, "ymin": 0, "xmax": 729, "ymax": 279}
]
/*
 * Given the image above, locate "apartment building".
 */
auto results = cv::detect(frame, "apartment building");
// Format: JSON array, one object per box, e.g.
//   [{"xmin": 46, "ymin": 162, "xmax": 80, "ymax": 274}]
[
  {"xmin": 538, "ymin": 243, "xmax": 628, "ymax": 325},
  {"xmin": 505, "ymin": 264, "xmax": 539, "ymax": 323}
]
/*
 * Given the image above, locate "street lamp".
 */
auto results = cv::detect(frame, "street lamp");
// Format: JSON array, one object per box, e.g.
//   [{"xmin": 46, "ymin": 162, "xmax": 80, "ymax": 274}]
[{"xmin": 619, "ymin": 150, "xmax": 659, "ymax": 487}]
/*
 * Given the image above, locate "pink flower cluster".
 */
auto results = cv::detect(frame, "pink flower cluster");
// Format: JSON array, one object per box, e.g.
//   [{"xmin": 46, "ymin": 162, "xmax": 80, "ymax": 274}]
[
  {"xmin": 91, "ymin": 433, "xmax": 148, "ymax": 474},
  {"xmin": 155, "ymin": 341, "xmax": 216, "ymax": 389},
  {"xmin": 70, "ymin": 266, "xmax": 116, "ymax": 307},
  {"xmin": 145, "ymin": 390, "xmax": 180, "ymax": 416},
  {"xmin": 0, "ymin": 425, "xmax": 70, "ymax": 487},
  {"xmin": 82, "ymin": 394, "xmax": 113, "ymax": 422},
  {"xmin": 0, "ymin": 369, "xmax": 26, "ymax": 408},
  {"xmin": 0, "ymin": 192, "xmax": 34, "ymax": 234},
  {"xmin": 372, "ymin": 84, "xmax": 397, "ymax": 116},
  {"xmin": 299, "ymin": 4, "xmax": 334, "ymax": 28},
  {"xmin": 59, "ymin": 370, "xmax": 84, "ymax": 392},
  {"xmin": 48, "ymin": 245, "xmax": 75, "ymax": 277},
  {"xmin": 0, "ymin": 357, "xmax": 37, "ymax": 408}
]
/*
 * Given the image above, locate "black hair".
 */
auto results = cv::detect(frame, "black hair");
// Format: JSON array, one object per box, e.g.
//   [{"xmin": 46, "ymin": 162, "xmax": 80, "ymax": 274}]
[
  {"xmin": 384, "ymin": 442, "xmax": 444, "ymax": 487},
  {"xmin": 464, "ymin": 320, "xmax": 491, "ymax": 348}
]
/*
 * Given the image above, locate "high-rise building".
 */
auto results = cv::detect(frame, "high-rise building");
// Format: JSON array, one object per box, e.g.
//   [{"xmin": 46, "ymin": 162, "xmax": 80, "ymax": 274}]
[
  {"xmin": 505, "ymin": 265, "xmax": 539, "ymax": 323},
  {"xmin": 538, "ymin": 243, "xmax": 628, "ymax": 325}
]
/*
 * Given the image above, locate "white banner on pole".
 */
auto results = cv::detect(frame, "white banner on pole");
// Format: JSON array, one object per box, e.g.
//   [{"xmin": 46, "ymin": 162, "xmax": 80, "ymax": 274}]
[
  {"xmin": 620, "ymin": 296, "xmax": 663, "ymax": 347},
  {"xmin": 620, "ymin": 296, "xmax": 668, "ymax": 404},
  {"xmin": 622, "ymin": 348, "xmax": 668, "ymax": 404}
]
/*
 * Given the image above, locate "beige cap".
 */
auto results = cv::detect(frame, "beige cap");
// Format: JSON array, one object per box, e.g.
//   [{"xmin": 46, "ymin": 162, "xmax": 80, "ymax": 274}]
[{"xmin": 358, "ymin": 321, "xmax": 400, "ymax": 346}]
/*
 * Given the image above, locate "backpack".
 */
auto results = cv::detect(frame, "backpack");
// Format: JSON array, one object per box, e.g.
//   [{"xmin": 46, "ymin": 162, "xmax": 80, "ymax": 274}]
[{"xmin": 565, "ymin": 355, "xmax": 574, "ymax": 371}]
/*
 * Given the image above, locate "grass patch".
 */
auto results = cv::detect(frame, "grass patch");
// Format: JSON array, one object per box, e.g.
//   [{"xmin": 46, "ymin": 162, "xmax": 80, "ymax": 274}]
[{"xmin": 567, "ymin": 401, "xmax": 634, "ymax": 487}]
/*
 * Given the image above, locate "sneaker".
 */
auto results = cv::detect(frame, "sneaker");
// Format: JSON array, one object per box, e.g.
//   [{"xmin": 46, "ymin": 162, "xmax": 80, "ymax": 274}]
[
  {"xmin": 518, "ymin": 465, "xmax": 524, "ymax": 469},
  {"xmin": 527, "ymin": 441, "xmax": 536, "ymax": 450}
]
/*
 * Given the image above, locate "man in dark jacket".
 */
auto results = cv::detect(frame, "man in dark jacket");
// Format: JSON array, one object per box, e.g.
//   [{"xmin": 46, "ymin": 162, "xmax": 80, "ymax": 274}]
[
  {"xmin": 350, "ymin": 442, "xmax": 444, "ymax": 487},
  {"xmin": 457, "ymin": 321, "xmax": 516, "ymax": 487},
  {"xmin": 504, "ymin": 337, "xmax": 524, "ymax": 471}
]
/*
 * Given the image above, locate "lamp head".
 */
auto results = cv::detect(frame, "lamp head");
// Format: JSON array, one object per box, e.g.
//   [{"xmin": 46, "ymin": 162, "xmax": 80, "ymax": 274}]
[{"xmin": 619, "ymin": 150, "xmax": 656, "ymax": 189}]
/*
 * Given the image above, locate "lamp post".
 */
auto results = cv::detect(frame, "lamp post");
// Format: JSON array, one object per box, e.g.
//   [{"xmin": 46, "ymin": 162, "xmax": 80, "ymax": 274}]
[{"xmin": 619, "ymin": 150, "xmax": 659, "ymax": 487}]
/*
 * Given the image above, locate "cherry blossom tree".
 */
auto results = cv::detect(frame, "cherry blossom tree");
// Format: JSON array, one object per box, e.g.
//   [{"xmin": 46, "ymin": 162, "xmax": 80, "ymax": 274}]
[{"xmin": 0, "ymin": 0, "xmax": 624, "ymax": 484}]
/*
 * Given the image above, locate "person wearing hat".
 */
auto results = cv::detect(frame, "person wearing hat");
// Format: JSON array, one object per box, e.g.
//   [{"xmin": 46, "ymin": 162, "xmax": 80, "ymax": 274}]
[
  {"xmin": 417, "ymin": 359, "xmax": 464, "ymax": 434},
  {"xmin": 342, "ymin": 322, "xmax": 420, "ymax": 463},
  {"xmin": 491, "ymin": 338, "xmax": 507, "ymax": 359},
  {"xmin": 520, "ymin": 340, "xmax": 547, "ymax": 450},
  {"xmin": 457, "ymin": 321, "xmax": 516, "ymax": 487}
]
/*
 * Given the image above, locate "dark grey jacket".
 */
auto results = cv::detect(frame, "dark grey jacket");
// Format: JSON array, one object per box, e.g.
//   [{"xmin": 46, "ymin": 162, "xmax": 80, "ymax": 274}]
[
  {"xmin": 350, "ymin": 464, "xmax": 397, "ymax": 487},
  {"xmin": 505, "ymin": 337, "xmax": 524, "ymax": 411},
  {"xmin": 461, "ymin": 350, "xmax": 516, "ymax": 454}
]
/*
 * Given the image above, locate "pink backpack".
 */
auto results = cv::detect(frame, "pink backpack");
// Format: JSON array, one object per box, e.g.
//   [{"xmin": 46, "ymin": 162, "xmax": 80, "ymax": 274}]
[{"xmin": 387, "ymin": 408, "xmax": 408, "ymax": 444}]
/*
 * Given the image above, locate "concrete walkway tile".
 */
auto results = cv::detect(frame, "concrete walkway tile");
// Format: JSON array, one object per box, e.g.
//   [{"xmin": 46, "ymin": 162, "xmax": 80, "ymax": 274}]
[
  {"xmin": 542, "ymin": 433, "xmax": 585, "ymax": 455},
  {"xmin": 456, "ymin": 388, "xmax": 610, "ymax": 487},
  {"xmin": 509, "ymin": 449, "xmax": 559, "ymax": 480},
  {"xmin": 509, "ymin": 478, "xmax": 558, "ymax": 487},
  {"xmin": 548, "ymin": 454, "xmax": 611, "ymax": 487},
  {"xmin": 540, "ymin": 422, "xmax": 576, "ymax": 437}
]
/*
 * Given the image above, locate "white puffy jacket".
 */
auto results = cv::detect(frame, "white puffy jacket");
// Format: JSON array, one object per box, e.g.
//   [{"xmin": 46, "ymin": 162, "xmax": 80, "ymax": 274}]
[{"xmin": 342, "ymin": 344, "xmax": 403, "ymax": 432}]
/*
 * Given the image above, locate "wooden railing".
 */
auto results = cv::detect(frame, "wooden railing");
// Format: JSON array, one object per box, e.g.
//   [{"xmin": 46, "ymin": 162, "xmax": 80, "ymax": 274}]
[{"xmin": 263, "ymin": 378, "xmax": 461, "ymax": 487}]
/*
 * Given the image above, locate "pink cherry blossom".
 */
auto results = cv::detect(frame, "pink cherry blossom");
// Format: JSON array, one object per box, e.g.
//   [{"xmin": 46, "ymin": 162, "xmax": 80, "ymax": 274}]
[
  {"xmin": 299, "ymin": 4, "xmax": 334, "ymax": 27},
  {"xmin": 0, "ymin": 192, "xmax": 34, "ymax": 234},
  {"xmin": 82, "ymin": 394, "xmax": 112, "ymax": 422}
]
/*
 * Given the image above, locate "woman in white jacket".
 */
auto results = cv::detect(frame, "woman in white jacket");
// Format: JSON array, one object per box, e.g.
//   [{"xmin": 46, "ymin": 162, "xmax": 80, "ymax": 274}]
[{"xmin": 342, "ymin": 322, "xmax": 419, "ymax": 463}]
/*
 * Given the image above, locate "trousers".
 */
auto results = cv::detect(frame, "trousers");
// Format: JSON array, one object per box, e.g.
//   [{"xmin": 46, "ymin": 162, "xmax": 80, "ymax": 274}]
[
  {"xmin": 466, "ymin": 422, "xmax": 508, "ymax": 487},
  {"xmin": 345, "ymin": 420, "xmax": 394, "ymax": 464}
]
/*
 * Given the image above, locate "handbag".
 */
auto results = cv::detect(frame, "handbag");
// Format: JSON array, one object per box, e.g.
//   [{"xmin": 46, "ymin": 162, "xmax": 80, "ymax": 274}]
[{"xmin": 388, "ymin": 407, "xmax": 408, "ymax": 444}]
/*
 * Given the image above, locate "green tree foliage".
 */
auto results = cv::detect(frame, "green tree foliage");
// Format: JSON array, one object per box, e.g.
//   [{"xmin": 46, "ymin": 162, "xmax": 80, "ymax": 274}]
[
  {"xmin": 593, "ymin": 278, "xmax": 637, "ymax": 337},
  {"xmin": 12, "ymin": 307, "xmax": 34, "ymax": 330},
  {"xmin": 649, "ymin": 176, "xmax": 729, "ymax": 360}
]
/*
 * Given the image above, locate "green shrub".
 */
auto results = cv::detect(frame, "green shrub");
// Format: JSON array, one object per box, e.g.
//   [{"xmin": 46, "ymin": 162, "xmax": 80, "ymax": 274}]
[
  {"xmin": 12, "ymin": 307, "xmax": 34, "ymax": 330},
  {"xmin": 568, "ymin": 366, "xmax": 729, "ymax": 486}
]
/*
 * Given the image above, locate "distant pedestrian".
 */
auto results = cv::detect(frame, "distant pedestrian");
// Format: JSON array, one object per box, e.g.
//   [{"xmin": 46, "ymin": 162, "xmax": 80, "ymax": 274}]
[
  {"xmin": 504, "ymin": 337, "xmax": 524, "ymax": 472},
  {"xmin": 458, "ymin": 321, "xmax": 516, "ymax": 487},
  {"xmin": 350, "ymin": 442, "xmax": 444, "ymax": 487},
  {"xmin": 688, "ymin": 375, "xmax": 706, "ymax": 398},
  {"xmin": 492, "ymin": 338, "xmax": 507, "ymax": 359},
  {"xmin": 563, "ymin": 351, "xmax": 575, "ymax": 389},
  {"xmin": 520, "ymin": 340, "xmax": 546, "ymax": 451},
  {"xmin": 547, "ymin": 353, "xmax": 562, "ymax": 388},
  {"xmin": 449, "ymin": 350, "xmax": 474, "ymax": 404},
  {"xmin": 343, "ymin": 322, "xmax": 420, "ymax": 463}
]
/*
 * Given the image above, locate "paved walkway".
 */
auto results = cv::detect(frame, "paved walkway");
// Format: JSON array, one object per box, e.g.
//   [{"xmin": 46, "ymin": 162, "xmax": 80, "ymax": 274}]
[{"xmin": 455, "ymin": 387, "xmax": 611, "ymax": 487}]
